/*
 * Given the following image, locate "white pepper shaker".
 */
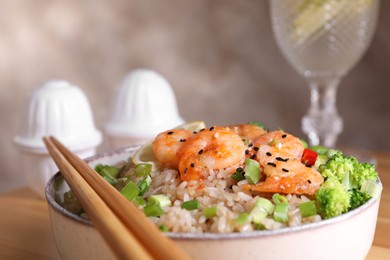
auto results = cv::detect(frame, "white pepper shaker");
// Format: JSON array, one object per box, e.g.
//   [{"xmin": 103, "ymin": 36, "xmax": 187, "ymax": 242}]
[
  {"xmin": 105, "ymin": 69, "xmax": 185, "ymax": 148},
  {"xmin": 14, "ymin": 80, "xmax": 102, "ymax": 198}
]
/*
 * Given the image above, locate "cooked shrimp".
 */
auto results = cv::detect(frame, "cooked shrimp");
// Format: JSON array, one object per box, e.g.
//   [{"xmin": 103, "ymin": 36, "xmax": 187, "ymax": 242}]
[
  {"xmin": 248, "ymin": 154, "xmax": 323, "ymax": 195},
  {"xmin": 177, "ymin": 126, "xmax": 246, "ymax": 181},
  {"xmin": 228, "ymin": 124, "xmax": 268, "ymax": 142},
  {"xmin": 246, "ymin": 130, "xmax": 323, "ymax": 195},
  {"xmin": 253, "ymin": 130, "xmax": 304, "ymax": 160},
  {"xmin": 152, "ymin": 129, "xmax": 193, "ymax": 168}
]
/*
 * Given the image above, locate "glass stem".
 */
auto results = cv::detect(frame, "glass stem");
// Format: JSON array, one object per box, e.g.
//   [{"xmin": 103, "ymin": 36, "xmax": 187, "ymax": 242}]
[{"xmin": 301, "ymin": 77, "xmax": 343, "ymax": 148}]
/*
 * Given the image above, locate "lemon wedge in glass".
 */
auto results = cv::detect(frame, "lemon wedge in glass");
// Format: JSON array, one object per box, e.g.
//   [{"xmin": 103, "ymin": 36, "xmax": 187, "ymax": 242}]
[{"xmin": 131, "ymin": 121, "xmax": 206, "ymax": 170}]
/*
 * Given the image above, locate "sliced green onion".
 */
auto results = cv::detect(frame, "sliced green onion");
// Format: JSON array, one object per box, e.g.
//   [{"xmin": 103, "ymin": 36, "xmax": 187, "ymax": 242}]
[
  {"xmin": 120, "ymin": 181, "xmax": 140, "ymax": 201},
  {"xmin": 148, "ymin": 195, "xmax": 172, "ymax": 208},
  {"xmin": 248, "ymin": 121, "xmax": 267, "ymax": 130},
  {"xmin": 299, "ymin": 201, "xmax": 317, "ymax": 218},
  {"xmin": 134, "ymin": 196, "xmax": 147, "ymax": 206},
  {"xmin": 274, "ymin": 203, "xmax": 289, "ymax": 223},
  {"xmin": 244, "ymin": 158, "xmax": 261, "ymax": 184},
  {"xmin": 309, "ymin": 145, "xmax": 328, "ymax": 155},
  {"xmin": 181, "ymin": 199, "xmax": 200, "ymax": 211},
  {"xmin": 300, "ymin": 139, "xmax": 308, "ymax": 148},
  {"xmin": 269, "ymin": 139, "xmax": 279, "ymax": 147},
  {"xmin": 143, "ymin": 204, "xmax": 164, "ymax": 217},
  {"xmin": 272, "ymin": 193, "xmax": 288, "ymax": 204},
  {"xmin": 137, "ymin": 175, "xmax": 152, "ymax": 196},
  {"xmin": 95, "ymin": 164, "xmax": 121, "ymax": 178},
  {"xmin": 235, "ymin": 213, "xmax": 250, "ymax": 225},
  {"xmin": 255, "ymin": 197, "xmax": 275, "ymax": 214},
  {"xmin": 203, "ymin": 206, "xmax": 217, "ymax": 218},
  {"xmin": 254, "ymin": 222, "xmax": 266, "ymax": 230},
  {"xmin": 159, "ymin": 225, "xmax": 169, "ymax": 232},
  {"xmin": 94, "ymin": 164, "xmax": 104, "ymax": 173},
  {"xmin": 250, "ymin": 206, "xmax": 268, "ymax": 224},
  {"xmin": 361, "ymin": 179, "xmax": 382, "ymax": 199},
  {"xmin": 231, "ymin": 168, "xmax": 245, "ymax": 181},
  {"xmin": 134, "ymin": 163, "xmax": 152, "ymax": 177},
  {"xmin": 102, "ymin": 174, "xmax": 117, "ymax": 186}
]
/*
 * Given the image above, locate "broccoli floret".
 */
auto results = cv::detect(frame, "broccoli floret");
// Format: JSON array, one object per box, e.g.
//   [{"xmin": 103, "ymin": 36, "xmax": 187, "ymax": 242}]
[
  {"xmin": 316, "ymin": 179, "xmax": 350, "ymax": 219},
  {"xmin": 348, "ymin": 189, "xmax": 372, "ymax": 211},
  {"xmin": 318, "ymin": 152, "xmax": 378, "ymax": 190}
]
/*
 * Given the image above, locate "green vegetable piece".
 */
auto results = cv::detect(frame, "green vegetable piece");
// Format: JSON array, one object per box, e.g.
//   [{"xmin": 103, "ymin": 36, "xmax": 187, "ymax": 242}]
[
  {"xmin": 120, "ymin": 181, "xmax": 140, "ymax": 201},
  {"xmin": 144, "ymin": 204, "xmax": 164, "ymax": 217},
  {"xmin": 137, "ymin": 175, "xmax": 152, "ymax": 196},
  {"xmin": 250, "ymin": 206, "xmax": 268, "ymax": 224},
  {"xmin": 272, "ymin": 193, "xmax": 288, "ymax": 204},
  {"xmin": 244, "ymin": 158, "xmax": 261, "ymax": 184},
  {"xmin": 300, "ymin": 139, "xmax": 309, "ymax": 148},
  {"xmin": 360, "ymin": 179, "xmax": 382, "ymax": 199},
  {"xmin": 318, "ymin": 152, "xmax": 378, "ymax": 191},
  {"xmin": 134, "ymin": 196, "xmax": 147, "ymax": 206},
  {"xmin": 135, "ymin": 163, "xmax": 152, "ymax": 177},
  {"xmin": 235, "ymin": 213, "xmax": 250, "ymax": 225},
  {"xmin": 181, "ymin": 199, "xmax": 200, "ymax": 211},
  {"xmin": 255, "ymin": 197, "xmax": 275, "ymax": 214},
  {"xmin": 102, "ymin": 174, "xmax": 117, "ymax": 186},
  {"xmin": 148, "ymin": 195, "xmax": 172, "ymax": 208},
  {"xmin": 348, "ymin": 189, "xmax": 371, "ymax": 211},
  {"xmin": 231, "ymin": 168, "xmax": 245, "ymax": 181},
  {"xmin": 273, "ymin": 203, "xmax": 289, "ymax": 223},
  {"xmin": 299, "ymin": 201, "xmax": 317, "ymax": 218},
  {"xmin": 315, "ymin": 179, "xmax": 350, "ymax": 219},
  {"xmin": 95, "ymin": 164, "xmax": 120, "ymax": 178},
  {"xmin": 203, "ymin": 206, "xmax": 217, "ymax": 218},
  {"xmin": 159, "ymin": 225, "xmax": 169, "ymax": 232},
  {"xmin": 254, "ymin": 222, "xmax": 266, "ymax": 230},
  {"xmin": 94, "ymin": 164, "xmax": 104, "ymax": 173},
  {"xmin": 310, "ymin": 145, "xmax": 329, "ymax": 155},
  {"xmin": 248, "ymin": 121, "xmax": 268, "ymax": 130}
]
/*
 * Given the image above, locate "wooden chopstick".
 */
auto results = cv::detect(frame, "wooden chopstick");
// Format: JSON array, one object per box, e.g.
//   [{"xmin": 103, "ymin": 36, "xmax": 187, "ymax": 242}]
[
  {"xmin": 44, "ymin": 136, "xmax": 191, "ymax": 260},
  {"xmin": 43, "ymin": 137, "xmax": 153, "ymax": 259}
]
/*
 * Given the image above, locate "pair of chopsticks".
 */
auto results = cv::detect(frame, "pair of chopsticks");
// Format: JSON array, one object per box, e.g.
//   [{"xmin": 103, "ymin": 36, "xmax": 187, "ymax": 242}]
[{"xmin": 44, "ymin": 136, "xmax": 191, "ymax": 260}]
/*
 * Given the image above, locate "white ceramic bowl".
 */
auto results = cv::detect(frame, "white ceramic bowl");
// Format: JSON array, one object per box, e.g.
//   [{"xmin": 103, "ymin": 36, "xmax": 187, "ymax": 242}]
[{"xmin": 45, "ymin": 146, "xmax": 381, "ymax": 260}]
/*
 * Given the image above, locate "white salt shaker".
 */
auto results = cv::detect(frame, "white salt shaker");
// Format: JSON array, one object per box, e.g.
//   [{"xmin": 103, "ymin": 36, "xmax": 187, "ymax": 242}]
[
  {"xmin": 14, "ymin": 80, "xmax": 102, "ymax": 198},
  {"xmin": 105, "ymin": 69, "xmax": 185, "ymax": 148}
]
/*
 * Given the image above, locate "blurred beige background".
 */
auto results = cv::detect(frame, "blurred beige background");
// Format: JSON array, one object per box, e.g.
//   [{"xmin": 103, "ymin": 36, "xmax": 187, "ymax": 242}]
[{"xmin": 1, "ymin": 0, "xmax": 389, "ymax": 192}]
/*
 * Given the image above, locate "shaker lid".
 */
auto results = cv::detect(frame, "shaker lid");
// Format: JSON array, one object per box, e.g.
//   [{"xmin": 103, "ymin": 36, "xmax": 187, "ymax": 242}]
[
  {"xmin": 14, "ymin": 80, "xmax": 102, "ymax": 154},
  {"xmin": 105, "ymin": 69, "xmax": 185, "ymax": 139}
]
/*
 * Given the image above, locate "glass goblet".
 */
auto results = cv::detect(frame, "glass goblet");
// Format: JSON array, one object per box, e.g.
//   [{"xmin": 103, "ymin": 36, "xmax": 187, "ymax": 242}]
[{"xmin": 270, "ymin": 0, "xmax": 380, "ymax": 148}]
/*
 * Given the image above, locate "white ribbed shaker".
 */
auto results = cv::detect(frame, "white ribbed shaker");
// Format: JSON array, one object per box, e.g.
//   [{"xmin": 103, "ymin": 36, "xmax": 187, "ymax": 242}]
[
  {"xmin": 105, "ymin": 69, "xmax": 185, "ymax": 147},
  {"xmin": 14, "ymin": 80, "xmax": 102, "ymax": 198}
]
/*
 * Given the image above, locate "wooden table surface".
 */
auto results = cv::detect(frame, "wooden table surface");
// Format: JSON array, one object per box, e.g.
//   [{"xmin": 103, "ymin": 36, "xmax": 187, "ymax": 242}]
[{"xmin": 0, "ymin": 152, "xmax": 389, "ymax": 260}]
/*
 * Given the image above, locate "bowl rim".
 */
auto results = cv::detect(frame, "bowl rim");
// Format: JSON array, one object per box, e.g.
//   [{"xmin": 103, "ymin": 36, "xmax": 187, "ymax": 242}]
[{"xmin": 45, "ymin": 145, "xmax": 382, "ymax": 241}]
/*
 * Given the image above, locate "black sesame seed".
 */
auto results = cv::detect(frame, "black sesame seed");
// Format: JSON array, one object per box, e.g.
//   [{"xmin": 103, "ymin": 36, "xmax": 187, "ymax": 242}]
[
  {"xmin": 253, "ymin": 147, "xmax": 259, "ymax": 151},
  {"xmin": 180, "ymin": 139, "xmax": 186, "ymax": 142},
  {"xmin": 267, "ymin": 162, "xmax": 277, "ymax": 167},
  {"xmin": 167, "ymin": 131, "xmax": 174, "ymax": 135},
  {"xmin": 282, "ymin": 134, "xmax": 287, "ymax": 138},
  {"xmin": 275, "ymin": 157, "xmax": 289, "ymax": 162},
  {"xmin": 199, "ymin": 128, "xmax": 205, "ymax": 132},
  {"xmin": 308, "ymin": 179, "xmax": 312, "ymax": 184},
  {"xmin": 245, "ymin": 150, "xmax": 250, "ymax": 155},
  {"xmin": 198, "ymin": 149, "xmax": 204, "ymax": 155},
  {"xmin": 193, "ymin": 131, "xmax": 198, "ymax": 134},
  {"xmin": 190, "ymin": 163, "xmax": 195, "ymax": 168},
  {"xmin": 250, "ymin": 155, "xmax": 256, "ymax": 159},
  {"xmin": 248, "ymin": 143, "xmax": 254, "ymax": 147},
  {"xmin": 282, "ymin": 168, "xmax": 289, "ymax": 172},
  {"xmin": 209, "ymin": 126, "xmax": 215, "ymax": 131},
  {"xmin": 266, "ymin": 152, "xmax": 272, "ymax": 156}
]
